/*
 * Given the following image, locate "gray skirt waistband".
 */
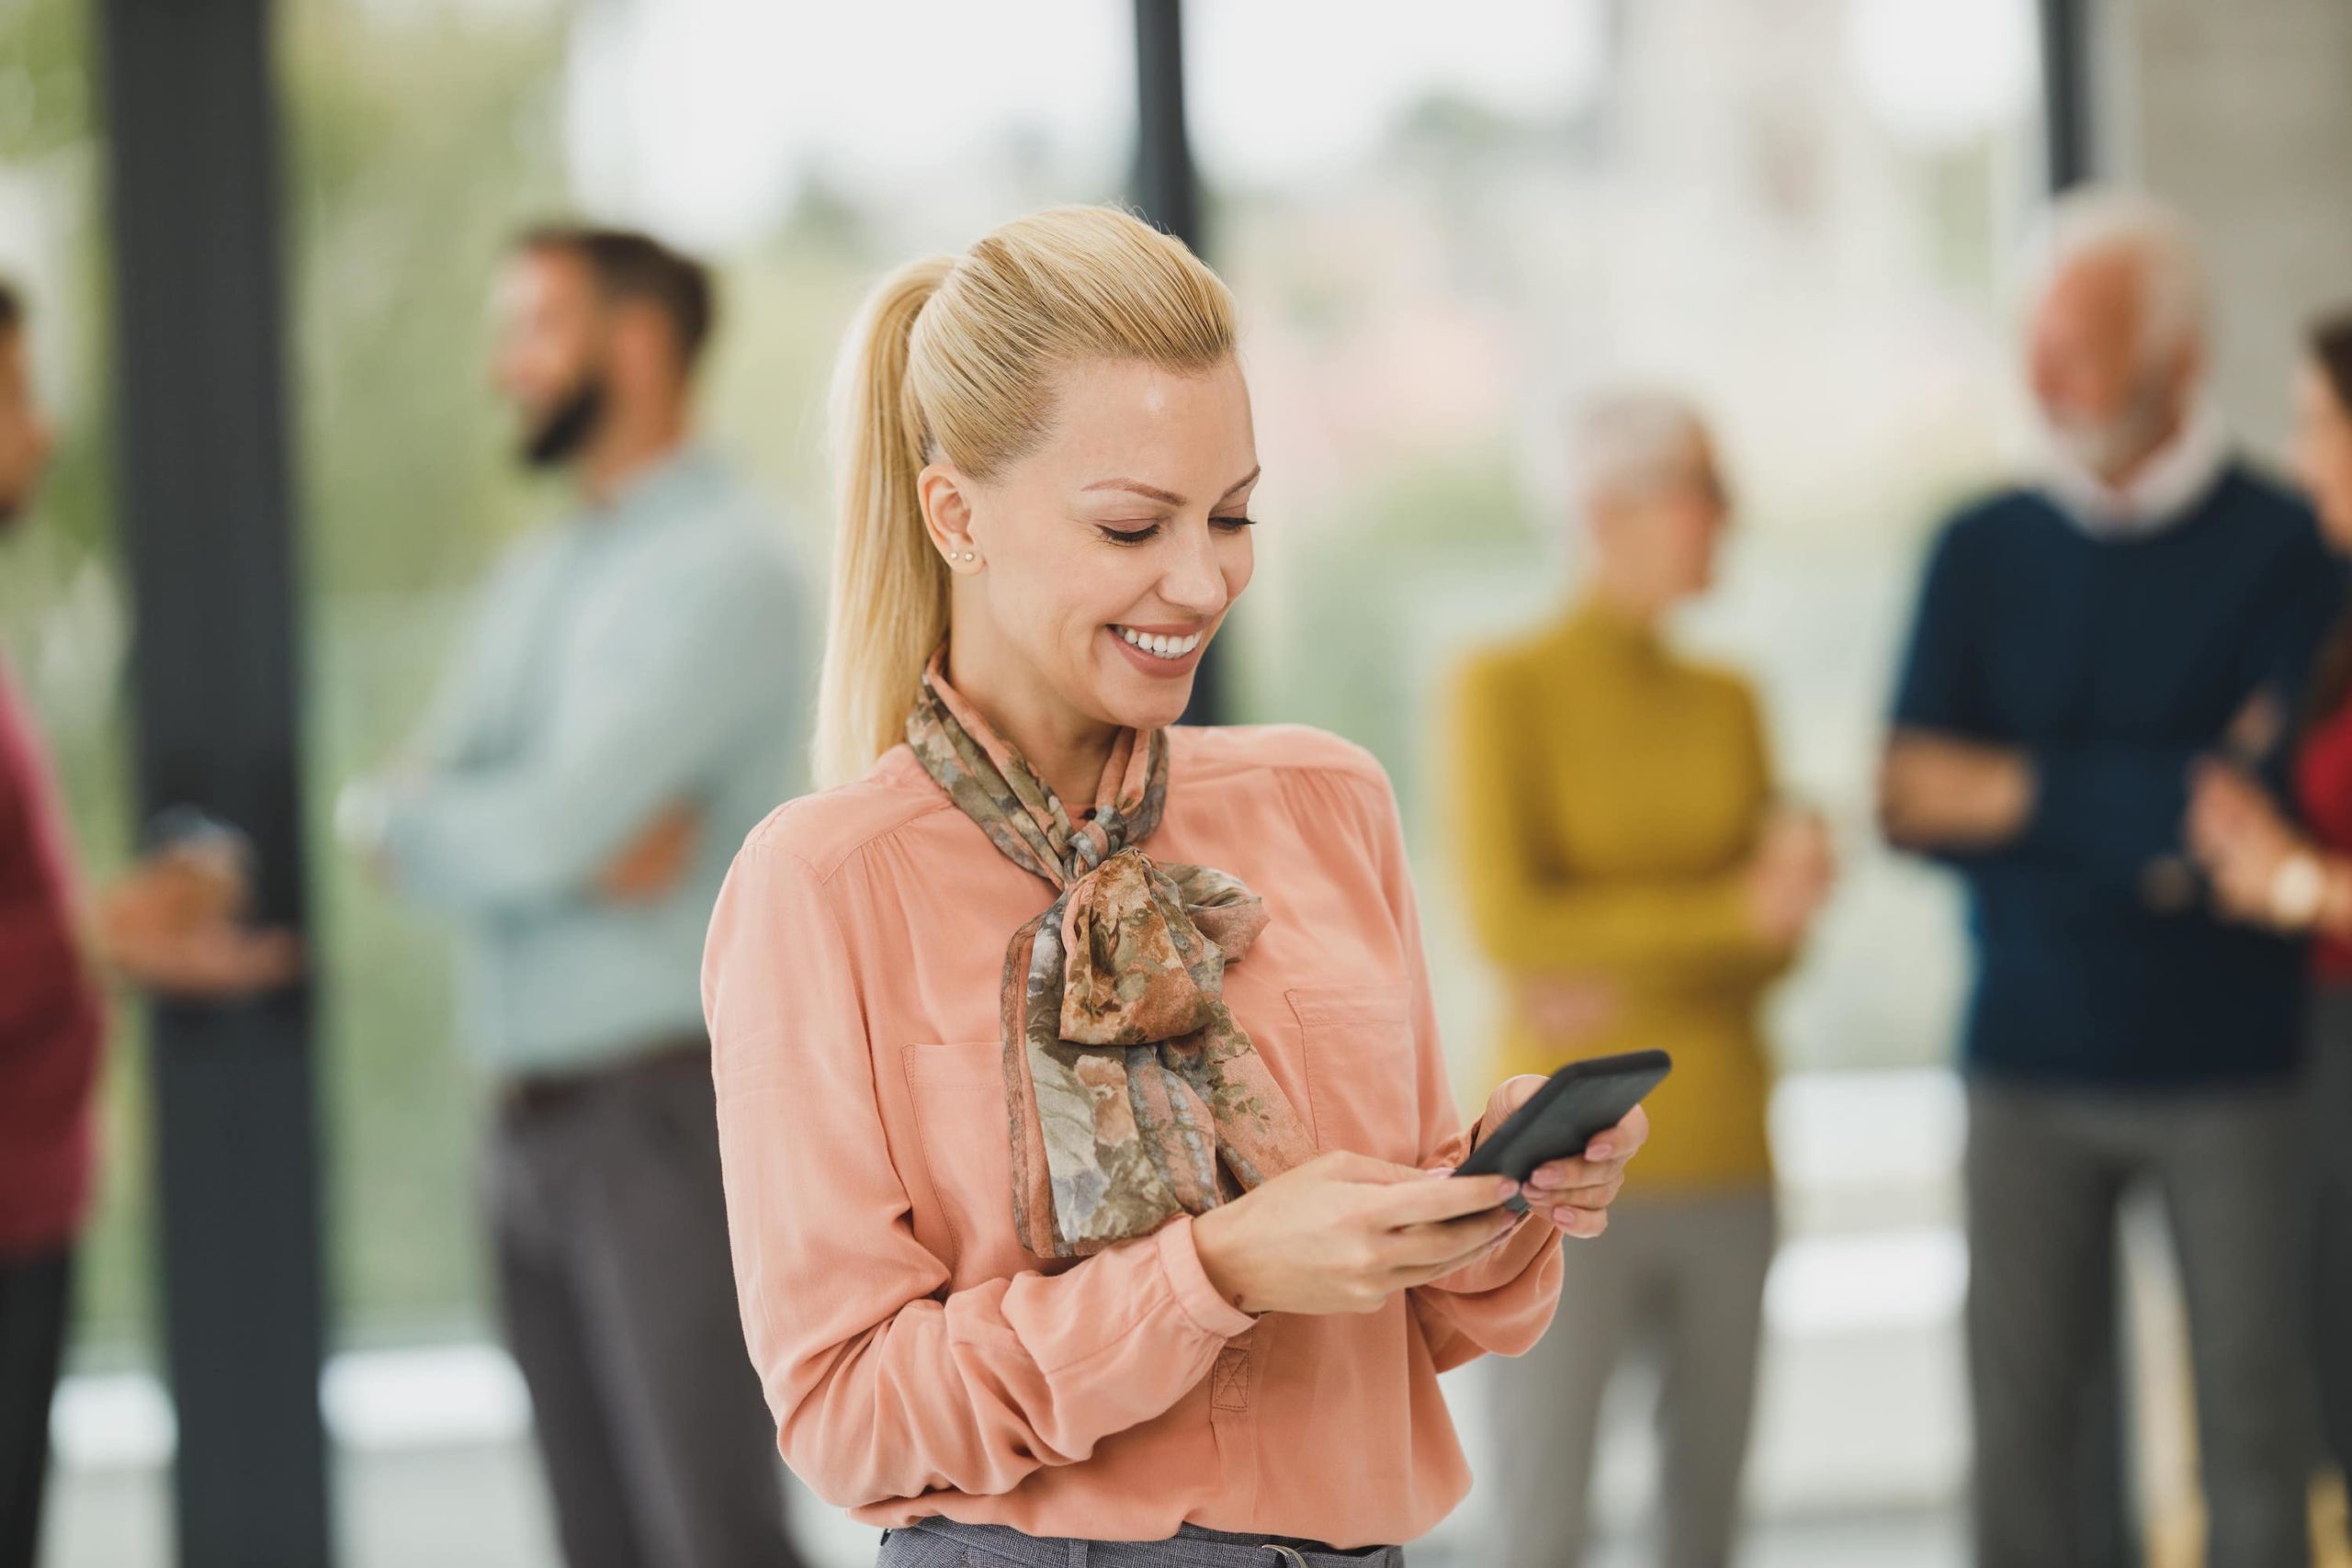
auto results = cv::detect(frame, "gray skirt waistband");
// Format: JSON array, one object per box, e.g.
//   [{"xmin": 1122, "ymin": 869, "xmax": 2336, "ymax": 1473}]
[{"xmin": 878, "ymin": 1516, "xmax": 1405, "ymax": 1568}]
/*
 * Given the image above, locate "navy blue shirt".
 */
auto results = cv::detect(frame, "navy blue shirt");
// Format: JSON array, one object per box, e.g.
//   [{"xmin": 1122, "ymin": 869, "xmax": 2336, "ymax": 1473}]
[{"xmin": 1891, "ymin": 464, "xmax": 2340, "ymax": 1088}]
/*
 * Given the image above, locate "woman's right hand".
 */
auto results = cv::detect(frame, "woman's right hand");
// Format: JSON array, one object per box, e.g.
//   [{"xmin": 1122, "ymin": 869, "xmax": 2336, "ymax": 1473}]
[
  {"xmin": 2185, "ymin": 759, "xmax": 2345, "ymax": 930},
  {"xmin": 1188, "ymin": 1152, "xmax": 1522, "ymax": 1317}
]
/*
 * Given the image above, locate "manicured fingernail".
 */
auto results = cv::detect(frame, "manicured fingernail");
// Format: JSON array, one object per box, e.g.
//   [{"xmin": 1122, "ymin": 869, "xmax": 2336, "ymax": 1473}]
[
  {"xmin": 1498, "ymin": 1179, "xmax": 1520, "ymax": 1199},
  {"xmin": 1587, "ymin": 1140, "xmax": 1614, "ymax": 1160},
  {"xmin": 1426, "ymin": 1166, "xmax": 1454, "ymax": 1179}
]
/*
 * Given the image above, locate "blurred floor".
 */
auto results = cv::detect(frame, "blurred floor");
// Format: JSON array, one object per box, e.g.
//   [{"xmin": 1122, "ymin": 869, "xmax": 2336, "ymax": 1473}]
[
  {"xmin": 43, "ymin": 1070, "xmax": 1979, "ymax": 1567},
  {"xmin": 44, "ymin": 1433, "xmax": 1965, "ymax": 1568},
  {"xmin": 43, "ymin": 1290, "xmax": 1970, "ymax": 1568},
  {"xmin": 61, "ymin": 1436, "xmax": 2352, "ymax": 1567}
]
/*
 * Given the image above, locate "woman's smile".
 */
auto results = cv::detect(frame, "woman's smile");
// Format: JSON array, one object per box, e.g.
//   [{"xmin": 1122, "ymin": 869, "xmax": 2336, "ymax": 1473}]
[{"xmin": 1107, "ymin": 620, "xmax": 1212, "ymax": 676}]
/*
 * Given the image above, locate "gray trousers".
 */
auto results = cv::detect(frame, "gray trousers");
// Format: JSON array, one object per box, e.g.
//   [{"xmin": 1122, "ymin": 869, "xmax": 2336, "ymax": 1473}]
[
  {"xmin": 1965, "ymin": 1077, "xmax": 2312, "ymax": 1568},
  {"xmin": 1485, "ymin": 1190, "xmax": 1777, "ymax": 1568},
  {"xmin": 2305, "ymin": 987, "xmax": 2352, "ymax": 1522},
  {"xmin": 486, "ymin": 1044, "xmax": 799, "ymax": 1568},
  {"xmin": 877, "ymin": 1517, "xmax": 1403, "ymax": 1567}
]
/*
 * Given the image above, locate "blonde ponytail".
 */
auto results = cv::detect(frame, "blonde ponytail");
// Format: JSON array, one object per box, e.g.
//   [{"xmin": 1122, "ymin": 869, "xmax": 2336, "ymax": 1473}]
[
  {"xmin": 815, "ymin": 254, "xmax": 956, "ymax": 788},
  {"xmin": 813, "ymin": 206, "xmax": 1238, "ymax": 787}
]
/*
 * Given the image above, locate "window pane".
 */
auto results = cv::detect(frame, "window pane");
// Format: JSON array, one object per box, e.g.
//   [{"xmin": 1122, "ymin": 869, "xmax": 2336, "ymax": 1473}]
[
  {"xmin": 1193, "ymin": 0, "xmax": 2040, "ymax": 1077},
  {"xmin": 286, "ymin": 0, "xmax": 1132, "ymax": 1338}
]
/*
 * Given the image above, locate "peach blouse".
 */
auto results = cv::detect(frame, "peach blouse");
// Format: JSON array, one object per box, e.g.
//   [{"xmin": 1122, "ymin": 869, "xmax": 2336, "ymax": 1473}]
[{"xmin": 702, "ymin": 723, "xmax": 1562, "ymax": 1549}]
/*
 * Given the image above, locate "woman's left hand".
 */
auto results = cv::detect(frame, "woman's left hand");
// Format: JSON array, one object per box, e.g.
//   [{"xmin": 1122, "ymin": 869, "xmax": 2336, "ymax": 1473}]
[{"xmin": 1465, "ymin": 1073, "xmax": 1648, "ymax": 1239}]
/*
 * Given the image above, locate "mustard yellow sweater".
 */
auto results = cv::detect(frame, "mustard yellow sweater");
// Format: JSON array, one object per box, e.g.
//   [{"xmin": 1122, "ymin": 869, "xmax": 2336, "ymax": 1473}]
[{"xmin": 1448, "ymin": 601, "xmax": 1788, "ymax": 1192}]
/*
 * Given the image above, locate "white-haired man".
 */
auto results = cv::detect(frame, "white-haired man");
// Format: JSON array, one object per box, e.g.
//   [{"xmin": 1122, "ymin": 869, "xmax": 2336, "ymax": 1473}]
[{"xmin": 1881, "ymin": 189, "xmax": 2335, "ymax": 1567}]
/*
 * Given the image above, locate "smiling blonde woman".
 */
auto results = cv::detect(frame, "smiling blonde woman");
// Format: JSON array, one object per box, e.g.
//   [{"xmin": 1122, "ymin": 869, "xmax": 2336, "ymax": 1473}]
[{"xmin": 700, "ymin": 206, "xmax": 1649, "ymax": 1568}]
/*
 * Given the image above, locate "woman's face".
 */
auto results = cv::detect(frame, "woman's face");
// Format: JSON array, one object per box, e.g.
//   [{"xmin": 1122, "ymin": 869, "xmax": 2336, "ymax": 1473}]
[
  {"xmin": 933, "ymin": 355, "xmax": 1259, "ymax": 734},
  {"xmin": 1590, "ymin": 442, "xmax": 1729, "ymax": 613},
  {"xmin": 2293, "ymin": 356, "xmax": 2352, "ymax": 555}
]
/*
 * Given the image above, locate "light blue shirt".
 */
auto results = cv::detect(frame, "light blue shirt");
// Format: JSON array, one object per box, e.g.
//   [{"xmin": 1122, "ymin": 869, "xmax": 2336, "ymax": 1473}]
[{"xmin": 380, "ymin": 448, "xmax": 805, "ymax": 1077}]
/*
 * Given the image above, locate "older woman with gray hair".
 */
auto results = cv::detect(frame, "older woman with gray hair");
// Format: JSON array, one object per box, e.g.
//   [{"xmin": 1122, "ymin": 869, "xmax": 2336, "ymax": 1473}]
[{"xmin": 1449, "ymin": 391, "xmax": 1833, "ymax": 1568}]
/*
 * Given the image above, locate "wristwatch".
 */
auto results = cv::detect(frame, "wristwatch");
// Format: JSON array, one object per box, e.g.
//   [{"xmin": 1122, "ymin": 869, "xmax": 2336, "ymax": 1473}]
[{"xmin": 2268, "ymin": 851, "xmax": 2327, "ymax": 931}]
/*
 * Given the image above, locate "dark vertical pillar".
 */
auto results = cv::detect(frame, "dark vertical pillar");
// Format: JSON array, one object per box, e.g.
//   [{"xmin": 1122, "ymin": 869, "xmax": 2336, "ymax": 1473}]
[
  {"xmin": 94, "ymin": 2, "xmax": 333, "ymax": 1564},
  {"xmin": 2040, "ymin": 0, "xmax": 2097, "ymax": 191},
  {"xmin": 1132, "ymin": 0, "xmax": 1201, "ymax": 256},
  {"xmin": 1130, "ymin": 0, "xmax": 1225, "ymax": 726}
]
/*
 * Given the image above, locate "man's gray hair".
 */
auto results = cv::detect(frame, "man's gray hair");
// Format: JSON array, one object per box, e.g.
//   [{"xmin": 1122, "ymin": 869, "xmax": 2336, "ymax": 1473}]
[
  {"xmin": 2033, "ymin": 186, "xmax": 2210, "ymax": 368},
  {"xmin": 1568, "ymin": 389, "xmax": 1713, "ymax": 511}
]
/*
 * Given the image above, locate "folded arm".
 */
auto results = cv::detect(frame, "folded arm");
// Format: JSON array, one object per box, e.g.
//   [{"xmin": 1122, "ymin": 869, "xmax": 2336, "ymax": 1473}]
[
  {"xmin": 379, "ymin": 547, "xmax": 797, "ymax": 912},
  {"xmin": 1449, "ymin": 660, "xmax": 1784, "ymax": 986},
  {"xmin": 1885, "ymin": 519, "xmax": 2338, "ymax": 894}
]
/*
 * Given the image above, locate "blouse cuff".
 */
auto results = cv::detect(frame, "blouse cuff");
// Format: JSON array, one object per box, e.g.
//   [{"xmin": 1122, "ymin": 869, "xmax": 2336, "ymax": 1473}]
[
  {"xmin": 1431, "ymin": 1205, "xmax": 1558, "ymax": 1296},
  {"xmin": 1154, "ymin": 1213, "xmax": 1258, "ymax": 1339}
]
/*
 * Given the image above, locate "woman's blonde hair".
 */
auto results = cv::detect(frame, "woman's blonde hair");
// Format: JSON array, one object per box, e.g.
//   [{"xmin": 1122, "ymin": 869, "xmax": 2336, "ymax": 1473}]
[{"xmin": 814, "ymin": 205, "xmax": 1238, "ymax": 787}]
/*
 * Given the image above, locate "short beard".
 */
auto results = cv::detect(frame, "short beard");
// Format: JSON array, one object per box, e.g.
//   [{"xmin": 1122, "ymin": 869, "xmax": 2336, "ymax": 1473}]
[
  {"xmin": 521, "ymin": 376, "xmax": 607, "ymax": 469},
  {"xmin": 2047, "ymin": 380, "xmax": 2179, "ymax": 481}
]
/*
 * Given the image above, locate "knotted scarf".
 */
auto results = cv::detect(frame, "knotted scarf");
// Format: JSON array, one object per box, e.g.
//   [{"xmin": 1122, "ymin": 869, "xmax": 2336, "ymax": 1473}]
[{"xmin": 904, "ymin": 649, "xmax": 1316, "ymax": 1257}]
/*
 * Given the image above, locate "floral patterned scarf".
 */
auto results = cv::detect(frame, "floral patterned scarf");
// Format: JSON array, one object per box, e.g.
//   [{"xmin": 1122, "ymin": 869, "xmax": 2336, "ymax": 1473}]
[{"xmin": 904, "ymin": 648, "xmax": 1316, "ymax": 1257}]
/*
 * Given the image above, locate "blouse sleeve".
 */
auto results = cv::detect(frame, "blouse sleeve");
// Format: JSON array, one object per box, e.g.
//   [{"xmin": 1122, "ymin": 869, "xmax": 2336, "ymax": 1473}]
[
  {"xmin": 702, "ymin": 831, "xmax": 1256, "ymax": 1509},
  {"xmin": 1336, "ymin": 761, "xmax": 1565, "ymax": 1368}
]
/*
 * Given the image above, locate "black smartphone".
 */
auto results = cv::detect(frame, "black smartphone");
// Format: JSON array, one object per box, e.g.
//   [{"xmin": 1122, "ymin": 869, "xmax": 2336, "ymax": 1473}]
[{"xmin": 1454, "ymin": 1050, "xmax": 1672, "ymax": 1213}]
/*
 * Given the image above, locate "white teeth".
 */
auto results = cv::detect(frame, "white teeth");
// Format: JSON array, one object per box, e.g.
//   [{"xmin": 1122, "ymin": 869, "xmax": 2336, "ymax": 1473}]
[{"xmin": 1116, "ymin": 626, "xmax": 1201, "ymax": 660}]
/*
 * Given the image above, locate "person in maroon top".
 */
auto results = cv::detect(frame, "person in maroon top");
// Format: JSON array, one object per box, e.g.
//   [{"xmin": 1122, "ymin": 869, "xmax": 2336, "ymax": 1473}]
[
  {"xmin": 0, "ymin": 277, "xmax": 101, "ymax": 1568},
  {"xmin": 0, "ymin": 281, "xmax": 298, "ymax": 1568},
  {"xmin": 2188, "ymin": 312, "xmax": 2352, "ymax": 1539}
]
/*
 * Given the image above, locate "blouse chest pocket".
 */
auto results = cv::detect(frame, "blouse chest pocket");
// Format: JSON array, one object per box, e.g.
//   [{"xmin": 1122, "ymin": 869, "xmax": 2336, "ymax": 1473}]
[
  {"xmin": 1286, "ymin": 984, "xmax": 1420, "ymax": 1164},
  {"xmin": 898, "ymin": 1042, "xmax": 1030, "ymax": 1284}
]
